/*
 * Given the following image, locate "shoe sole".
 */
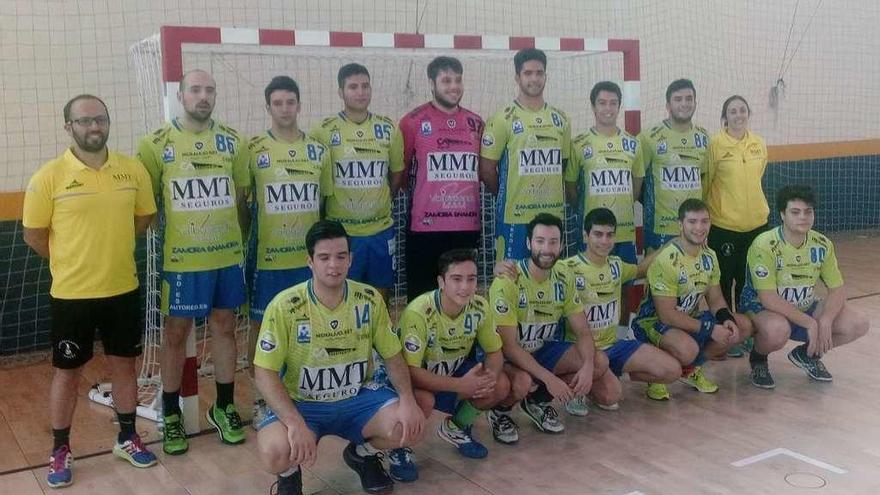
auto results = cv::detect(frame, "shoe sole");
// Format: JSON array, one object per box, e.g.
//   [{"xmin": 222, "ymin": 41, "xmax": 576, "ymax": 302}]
[
  {"xmin": 47, "ymin": 479, "xmax": 72, "ymax": 489},
  {"xmin": 787, "ymin": 352, "xmax": 833, "ymax": 382},
  {"xmin": 751, "ymin": 380, "xmax": 776, "ymax": 390},
  {"xmin": 677, "ymin": 378, "xmax": 718, "ymax": 394},
  {"xmin": 206, "ymin": 409, "xmax": 246, "ymax": 445},
  {"xmin": 342, "ymin": 447, "xmax": 394, "ymax": 495},
  {"xmin": 112, "ymin": 446, "xmax": 158, "ymax": 468}
]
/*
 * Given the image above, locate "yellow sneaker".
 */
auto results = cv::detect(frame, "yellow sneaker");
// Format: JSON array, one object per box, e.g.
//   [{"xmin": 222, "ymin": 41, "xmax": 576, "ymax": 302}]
[
  {"xmin": 645, "ymin": 383, "xmax": 671, "ymax": 401},
  {"xmin": 679, "ymin": 366, "xmax": 719, "ymax": 393}
]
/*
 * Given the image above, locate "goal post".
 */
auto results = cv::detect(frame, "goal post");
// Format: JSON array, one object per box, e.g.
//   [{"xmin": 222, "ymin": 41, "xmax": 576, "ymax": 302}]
[{"xmin": 116, "ymin": 25, "xmax": 641, "ymax": 433}]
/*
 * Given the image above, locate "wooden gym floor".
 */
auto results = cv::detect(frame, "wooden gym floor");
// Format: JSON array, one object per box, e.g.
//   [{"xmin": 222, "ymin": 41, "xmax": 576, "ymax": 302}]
[{"xmin": 1, "ymin": 233, "xmax": 878, "ymax": 494}]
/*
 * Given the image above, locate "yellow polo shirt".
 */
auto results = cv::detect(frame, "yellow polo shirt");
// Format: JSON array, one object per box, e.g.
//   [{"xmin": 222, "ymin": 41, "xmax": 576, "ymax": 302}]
[
  {"xmin": 704, "ymin": 129, "xmax": 769, "ymax": 232},
  {"xmin": 22, "ymin": 149, "xmax": 157, "ymax": 299}
]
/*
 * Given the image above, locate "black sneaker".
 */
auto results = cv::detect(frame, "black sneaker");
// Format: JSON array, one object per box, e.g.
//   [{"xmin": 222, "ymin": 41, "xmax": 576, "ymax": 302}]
[
  {"xmin": 342, "ymin": 442, "xmax": 394, "ymax": 495},
  {"xmin": 270, "ymin": 469, "xmax": 302, "ymax": 495},
  {"xmin": 486, "ymin": 408, "xmax": 519, "ymax": 444},
  {"xmin": 519, "ymin": 396, "xmax": 564, "ymax": 433},
  {"xmin": 787, "ymin": 345, "xmax": 833, "ymax": 382},
  {"xmin": 750, "ymin": 361, "xmax": 776, "ymax": 389}
]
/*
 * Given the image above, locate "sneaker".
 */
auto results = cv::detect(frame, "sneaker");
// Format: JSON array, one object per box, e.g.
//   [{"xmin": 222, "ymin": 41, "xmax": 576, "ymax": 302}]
[
  {"xmin": 270, "ymin": 469, "xmax": 303, "ymax": 495},
  {"xmin": 520, "ymin": 396, "xmax": 564, "ymax": 433},
  {"xmin": 162, "ymin": 413, "xmax": 189, "ymax": 455},
  {"xmin": 342, "ymin": 442, "xmax": 394, "ymax": 495},
  {"xmin": 437, "ymin": 417, "xmax": 488, "ymax": 459},
  {"xmin": 594, "ymin": 401, "xmax": 619, "ymax": 411},
  {"xmin": 788, "ymin": 345, "xmax": 833, "ymax": 382},
  {"xmin": 207, "ymin": 403, "xmax": 246, "ymax": 445},
  {"xmin": 113, "ymin": 433, "xmax": 157, "ymax": 468},
  {"xmin": 252, "ymin": 399, "xmax": 269, "ymax": 431},
  {"xmin": 564, "ymin": 396, "xmax": 589, "ymax": 417},
  {"xmin": 388, "ymin": 447, "xmax": 418, "ymax": 482},
  {"xmin": 486, "ymin": 408, "xmax": 519, "ymax": 444},
  {"xmin": 679, "ymin": 366, "xmax": 719, "ymax": 393},
  {"xmin": 645, "ymin": 383, "xmax": 671, "ymax": 401},
  {"xmin": 47, "ymin": 445, "xmax": 73, "ymax": 488},
  {"xmin": 750, "ymin": 361, "xmax": 776, "ymax": 389}
]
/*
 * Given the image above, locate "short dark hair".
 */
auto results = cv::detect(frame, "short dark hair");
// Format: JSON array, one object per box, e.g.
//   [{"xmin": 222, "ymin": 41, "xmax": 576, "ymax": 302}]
[
  {"xmin": 590, "ymin": 81, "xmax": 622, "ymax": 106},
  {"xmin": 678, "ymin": 198, "xmax": 709, "ymax": 220},
  {"xmin": 527, "ymin": 213, "xmax": 564, "ymax": 240},
  {"xmin": 584, "ymin": 208, "xmax": 617, "ymax": 234},
  {"xmin": 63, "ymin": 94, "xmax": 108, "ymax": 123},
  {"xmin": 337, "ymin": 63, "xmax": 370, "ymax": 88},
  {"xmin": 666, "ymin": 79, "xmax": 696, "ymax": 103},
  {"xmin": 427, "ymin": 56, "xmax": 463, "ymax": 81},
  {"xmin": 721, "ymin": 95, "xmax": 751, "ymax": 125},
  {"xmin": 776, "ymin": 185, "xmax": 817, "ymax": 213},
  {"xmin": 437, "ymin": 248, "xmax": 477, "ymax": 277},
  {"xmin": 514, "ymin": 48, "xmax": 546, "ymax": 74},
  {"xmin": 305, "ymin": 220, "xmax": 350, "ymax": 256},
  {"xmin": 264, "ymin": 76, "xmax": 300, "ymax": 105}
]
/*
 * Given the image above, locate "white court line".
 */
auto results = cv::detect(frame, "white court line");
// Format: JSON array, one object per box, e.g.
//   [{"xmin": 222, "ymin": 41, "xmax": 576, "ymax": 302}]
[{"xmin": 731, "ymin": 448, "xmax": 847, "ymax": 474}]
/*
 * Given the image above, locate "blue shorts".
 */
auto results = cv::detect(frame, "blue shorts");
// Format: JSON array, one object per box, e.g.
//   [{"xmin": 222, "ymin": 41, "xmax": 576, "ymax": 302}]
[
  {"xmin": 611, "ymin": 241, "xmax": 638, "ymax": 264},
  {"xmin": 743, "ymin": 301, "xmax": 817, "ymax": 342},
  {"xmin": 161, "ymin": 264, "xmax": 246, "ymax": 317},
  {"xmin": 349, "ymin": 226, "xmax": 396, "ymax": 289},
  {"xmin": 644, "ymin": 230, "xmax": 677, "ymax": 251},
  {"xmin": 495, "ymin": 222, "xmax": 529, "ymax": 262},
  {"xmin": 249, "ymin": 267, "xmax": 312, "ymax": 321},
  {"xmin": 632, "ymin": 310, "xmax": 715, "ymax": 350},
  {"xmin": 531, "ymin": 341, "xmax": 573, "ymax": 372},
  {"xmin": 255, "ymin": 386, "xmax": 398, "ymax": 444},
  {"xmin": 603, "ymin": 339, "xmax": 643, "ymax": 376},
  {"xmin": 433, "ymin": 358, "xmax": 480, "ymax": 414}
]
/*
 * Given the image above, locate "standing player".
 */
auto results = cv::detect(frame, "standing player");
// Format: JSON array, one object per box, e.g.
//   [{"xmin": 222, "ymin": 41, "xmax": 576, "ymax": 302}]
[
  {"xmin": 253, "ymin": 221, "xmax": 424, "ymax": 495},
  {"xmin": 631, "ymin": 199, "xmax": 753, "ymax": 399},
  {"xmin": 480, "ymin": 48, "xmax": 571, "ymax": 262},
  {"xmin": 740, "ymin": 186, "xmax": 868, "ymax": 388},
  {"xmin": 387, "ymin": 249, "xmax": 517, "ymax": 482},
  {"xmin": 488, "ymin": 213, "xmax": 608, "ymax": 437},
  {"xmin": 560, "ymin": 208, "xmax": 681, "ymax": 406},
  {"xmin": 391, "ymin": 56, "xmax": 485, "ymax": 301},
  {"xmin": 137, "ymin": 69, "xmax": 250, "ymax": 454},
  {"xmin": 566, "ymin": 81, "xmax": 644, "ymax": 326},
  {"xmin": 24, "ymin": 95, "xmax": 158, "ymax": 487},
  {"xmin": 310, "ymin": 64, "xmax": 402, "ymax": 298},
  {"xmin": 638, "ymin": 79, "xmax": 709, "ymax": 252},
  {"xmin": 247, "ymin": 76, "xmax": 331, "ymax": 424}
]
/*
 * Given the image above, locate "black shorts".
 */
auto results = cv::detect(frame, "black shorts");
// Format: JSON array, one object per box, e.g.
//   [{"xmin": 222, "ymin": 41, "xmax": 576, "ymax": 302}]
[
  {"xmin": 50, "ymin": 289, "xmax": 143, "ymax": 369},
  {"xmin": 405, "ymin": 230, "xmax": 480, "ymax": 301}
]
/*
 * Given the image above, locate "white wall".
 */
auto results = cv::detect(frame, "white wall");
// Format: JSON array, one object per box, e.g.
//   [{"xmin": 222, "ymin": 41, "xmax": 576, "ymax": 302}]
[{"xmin": 2, "ymin": 0, "xmax": 878, "ymax": 191}]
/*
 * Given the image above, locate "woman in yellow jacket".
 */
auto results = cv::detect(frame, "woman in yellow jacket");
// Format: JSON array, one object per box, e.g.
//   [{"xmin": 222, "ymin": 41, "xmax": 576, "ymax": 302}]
[{"xmin": 704, "ymin": 95, "xmax": 769, "ymax": 317}]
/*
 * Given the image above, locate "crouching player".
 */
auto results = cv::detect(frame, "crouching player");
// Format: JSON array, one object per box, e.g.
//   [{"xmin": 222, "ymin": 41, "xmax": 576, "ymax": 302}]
[
  {"xmin": 560, "ymin": 208, "xmax": 682, "ymax": 409},
  {"xmin": 631, "ymin": 199, "xmax": 753, "ymax": 399},
  {"xmin": 253, "ymin": 221, "xmax": 424, "ymax": 495},
  {"xmin": 740, "ymin": 185, "xmax": 868, "ymax": 388},
  {"xmin": 387, "ymin": 248, "xmax": 515, "ymax": 482}
]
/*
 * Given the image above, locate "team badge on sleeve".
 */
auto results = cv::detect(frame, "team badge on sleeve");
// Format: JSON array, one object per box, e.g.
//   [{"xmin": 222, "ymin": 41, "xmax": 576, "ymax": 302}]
[
  {"xmin": 495, "ymin": 298, "xmax": 509, "ymax": 314},
  {"xmin": 404, "ymin": 335, "xmax": 422, "ymax": 353},
  {"xmin": 257, "ymin": 152, "xmax": 271, "ymax": 168},
  {"xmin": 482, "ymin": 134, "xmax": 495, "ymax": 147},
  {"xmin": 754, "ymin": 265, "xmax": 769, "ymax": 278},
  {"xmin": 260, "ymin": 334, "xmax": 278, "ymax": 352}
]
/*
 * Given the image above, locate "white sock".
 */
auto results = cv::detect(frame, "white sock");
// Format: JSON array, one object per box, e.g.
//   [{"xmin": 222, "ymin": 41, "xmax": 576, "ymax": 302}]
[
  {"xmin": 355, "ymin": 442, "xmax": 379, "ymax": 456},
  {"xmin": 279, "ymin": 466, "xmax": 300, "ymax": 478}
]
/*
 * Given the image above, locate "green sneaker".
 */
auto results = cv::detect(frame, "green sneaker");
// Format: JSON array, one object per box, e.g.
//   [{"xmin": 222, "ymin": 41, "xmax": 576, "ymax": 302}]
[
  {"xmin": 679, "ymin": 366, "xmax": 719, "ymax": 393},
  {"xmin": 162, "ymin": 413, "xmax": 189, "ymax": 455},
  {"xmin": 207, "ymin": 404, "xmax": 246, "ymax": 445},
  {"xmin": 645, "ymin": 383, "xmax": 671, "ymax": 401}
]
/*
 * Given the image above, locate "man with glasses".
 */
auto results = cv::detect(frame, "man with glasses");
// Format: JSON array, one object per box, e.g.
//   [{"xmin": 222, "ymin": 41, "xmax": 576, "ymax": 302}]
[{"xmin": 24, "ymin": 94, "xmax": 158, "ymax": 487}]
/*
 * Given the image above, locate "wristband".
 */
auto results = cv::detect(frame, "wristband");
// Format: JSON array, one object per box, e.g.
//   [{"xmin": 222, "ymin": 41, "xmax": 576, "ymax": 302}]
[
  {"xmin": 696, "ymin": 312, "xmax": 716, "ymax": 342},
  {"xmin": 715, "ymin": 308, "xmax": 735, "ymax": 325}
]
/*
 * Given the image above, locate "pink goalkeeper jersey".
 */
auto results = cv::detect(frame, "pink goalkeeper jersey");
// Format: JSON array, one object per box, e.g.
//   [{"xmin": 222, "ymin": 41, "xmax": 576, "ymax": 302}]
[{"xmin": 392, "ymin": 102, "xmax": 484, "ymax": 232}]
